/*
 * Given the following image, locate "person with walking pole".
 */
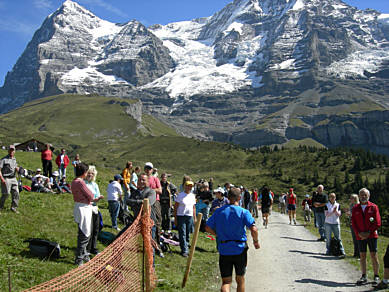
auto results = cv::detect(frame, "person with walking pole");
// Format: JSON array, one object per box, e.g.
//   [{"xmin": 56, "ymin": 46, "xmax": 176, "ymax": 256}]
[{"xmin": 205, "ymin": 187, "xmax": 260, "ymax": 292}]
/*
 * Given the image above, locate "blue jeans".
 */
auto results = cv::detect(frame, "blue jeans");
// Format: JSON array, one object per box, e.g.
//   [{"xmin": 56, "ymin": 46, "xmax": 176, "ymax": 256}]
[
  {"xmin": 324, "ymin": 223, "xmax": 345, "ymax": 254},
  {"xmin": 59, "ymin": 164, "xmax": 66, "ymax": 179},
  {"xmin": 108, "ymin": 200, "xmax": 120, "ymax": 229},
  {"xmin": 177, "ymin": 215, "xmax": 193, "ymax": 254},
  {"xmin": 315, "ymin": 211, "xmax": 325, "ymax": 239}
]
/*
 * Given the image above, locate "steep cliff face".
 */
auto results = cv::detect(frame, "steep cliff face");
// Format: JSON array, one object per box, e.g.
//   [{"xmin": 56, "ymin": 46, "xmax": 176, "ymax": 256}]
[
  {"xmin": 0, "ymin": 0, "xmax": 174, "ymax": 112},
  {"xmin": 1, "ymin": 0, "xmax": 389, "ymax": 153}
]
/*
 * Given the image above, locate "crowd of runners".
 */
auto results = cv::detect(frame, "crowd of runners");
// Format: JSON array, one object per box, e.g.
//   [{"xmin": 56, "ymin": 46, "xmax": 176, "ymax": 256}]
[{"xmin": 1, "ymin": 144, "xmax": 389, "ymax": 291}]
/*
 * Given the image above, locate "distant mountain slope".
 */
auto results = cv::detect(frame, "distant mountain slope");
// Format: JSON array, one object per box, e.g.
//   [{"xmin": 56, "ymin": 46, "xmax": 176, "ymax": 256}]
[
  {"xmin": 0, "ymin": 94, "xmax": 179, "ymax": 149},
  {"xmin": 1, "ymin": 0, "xmax": 389, "ymax": 153}
]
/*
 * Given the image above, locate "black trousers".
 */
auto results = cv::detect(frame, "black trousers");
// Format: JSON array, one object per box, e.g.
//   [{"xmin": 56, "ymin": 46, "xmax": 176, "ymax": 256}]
[
  {"xmin": 42, "ymin": 159, "xmax": 52, "ymax": 178},
  {"xmin": 160, "ymin": 203, "xmax": 171, "ymax": 231},
  {"xmin": 87, "ymin": 212, "xmax": 100, "ymax": 253}
]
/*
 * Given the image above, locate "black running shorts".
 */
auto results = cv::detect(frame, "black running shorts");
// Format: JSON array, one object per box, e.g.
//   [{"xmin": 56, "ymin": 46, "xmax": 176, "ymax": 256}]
[
  {"xmin": 357, "ymin": 238, "xmax": 378, "ymax": 253},
  {"xmin": 219, "ymin": 248, "xmax": 248, "ymax": 278}
]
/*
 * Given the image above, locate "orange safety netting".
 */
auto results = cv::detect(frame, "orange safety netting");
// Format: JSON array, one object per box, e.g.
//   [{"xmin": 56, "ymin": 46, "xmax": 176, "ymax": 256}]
[{"xmin": 24, "ymin": 205, "xmax": 156, "ymax": 292}]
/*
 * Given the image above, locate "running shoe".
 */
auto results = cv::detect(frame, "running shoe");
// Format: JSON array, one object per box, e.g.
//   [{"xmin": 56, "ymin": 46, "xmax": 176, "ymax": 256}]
[
  {"xmin": 374, "ymin": 281, "xmax": 388, "ymax": 290},
  {"xmin": 293, "ymin": 219, "xmax": 297, "ymax": 225},
  {"xmin": 374, "ymin": 276, "xmax": 380, "ymax": 285},
  {"xmin": 356, "ymin": 275, "xmax": 368, "ymax": 286}
]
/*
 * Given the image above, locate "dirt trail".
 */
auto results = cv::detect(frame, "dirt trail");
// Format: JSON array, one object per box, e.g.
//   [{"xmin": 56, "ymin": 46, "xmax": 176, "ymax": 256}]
[{"xmin": 244, "ymin": 212, "xmax": 373, "ymax": 292}]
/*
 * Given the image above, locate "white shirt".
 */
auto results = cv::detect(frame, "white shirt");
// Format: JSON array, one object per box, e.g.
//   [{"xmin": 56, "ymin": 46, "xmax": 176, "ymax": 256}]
[
  {"xmin": 176, "ymin": 191, "xmax": 196, "ymax": 216},
  {"xmin": 107, "ymin": 181, "xmax": 123, "ymax": 201},
  {"xmin": 324, "ymin": 201, "xmax": 341, "ymax": 224}
]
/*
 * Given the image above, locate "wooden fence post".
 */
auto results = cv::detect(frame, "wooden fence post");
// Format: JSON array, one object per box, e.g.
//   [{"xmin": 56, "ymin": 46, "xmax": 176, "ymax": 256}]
[
  {"xmin": 142, "ymin": 199, "xmax": 151, "ymax": 292},
  {"xmin": 182, "ymin": 213, "xmax": 203, "ymax": 288},
  {"xmin": 8, "ymin": 266, "xmax": 11, "ymax": 292}
]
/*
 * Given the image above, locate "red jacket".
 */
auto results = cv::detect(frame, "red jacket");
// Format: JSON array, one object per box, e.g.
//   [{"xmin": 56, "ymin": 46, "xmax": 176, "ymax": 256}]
[
  {"xmin": 55, "ymin": 154, "xmax": 70, "ymax": 168},
  {"xmin": 351, "ymin": 201, "xmax": 381, "ymax": 240}
]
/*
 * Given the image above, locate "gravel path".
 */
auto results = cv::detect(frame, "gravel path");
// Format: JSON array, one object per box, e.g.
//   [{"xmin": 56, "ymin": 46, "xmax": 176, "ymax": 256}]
[{"xmin": 244, "ymin": 212, "xmax": 375, "ymax": 292}]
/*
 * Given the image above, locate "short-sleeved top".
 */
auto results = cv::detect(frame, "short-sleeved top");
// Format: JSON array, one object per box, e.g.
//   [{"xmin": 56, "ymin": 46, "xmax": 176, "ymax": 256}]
[
  {"xmin": 85, "ymin": 180, "xmax": 101, "ymax": 206},
  {"xmin": 175, "ymin": 191, "xmax": 196, "ymax": 216},
  {"xmin": 0, "ymin": 155, "xmax": 18, "ymax": 177},
  {"xmin": 148, "ymin": 176, "xmax": 161, "ymax": 200},
  {"xmin": 312, "ymin": 192, "xmax": 328, "ymax": 213},
  {"xmin": 130, "ymin": 172, "xmax": 138, "ymax": 190},
  {"xmin": 288, "ymin": 194, "xmax": 296, "ymax": 205},
  {"xmin": 107, "ymin": 181, "xmax": 123, "ymax": 201},
  {"xmin": 206, "ymin": 205, "xmax": 255, "ymax": 255}
]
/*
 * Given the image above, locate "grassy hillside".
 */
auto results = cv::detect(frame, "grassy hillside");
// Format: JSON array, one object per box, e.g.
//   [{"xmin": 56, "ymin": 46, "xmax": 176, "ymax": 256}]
[{"xmin": 1, "ymin": 94, "xmax": 389, "ymax": 290}]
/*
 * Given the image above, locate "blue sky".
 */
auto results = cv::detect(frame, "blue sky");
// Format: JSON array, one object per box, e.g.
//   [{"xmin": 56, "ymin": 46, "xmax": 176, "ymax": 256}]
[{"xmin": 0, "ymin": 0, "xmax": 388, "ymax": 86}]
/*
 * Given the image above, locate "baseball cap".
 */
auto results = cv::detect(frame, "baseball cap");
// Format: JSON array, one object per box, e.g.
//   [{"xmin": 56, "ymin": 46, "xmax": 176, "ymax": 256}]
[
  {"xmin": 144, "ymin": 162, "xmax": 153, "ymax": 169},
  {"xmin": 53, "ymin": 171, "xmax": 59, "ymax": 177},
  {"xmin": 9, "ymin": 145, "xmax": 15, "ymax": 150},
  {"xmin": 185, "ymin": 181, "xmax": 194, "ymax": 186},
  {"xmin": 114, "ymin": 174, "xmax": 123, "ymax": 181},
  {"xmin": 36, "ymin": 168, "xmax": 42, "ymax": 172},
  {"xmin": 214, "ymin": 187, "xmax": 224, "ymax": 194},
  {"xmin": 305, "ymin": 194, "xmax": 310, "ymax": 198}
]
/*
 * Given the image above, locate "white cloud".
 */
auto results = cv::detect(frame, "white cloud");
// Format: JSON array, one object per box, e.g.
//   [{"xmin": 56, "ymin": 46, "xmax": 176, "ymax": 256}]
[
  {"xmin": 33, "ymin": 0, "xmax": 54, "ymax": 10},
  {"xmin": 78, "ymin": 0, "xmax": 129, "ymax": 19}
]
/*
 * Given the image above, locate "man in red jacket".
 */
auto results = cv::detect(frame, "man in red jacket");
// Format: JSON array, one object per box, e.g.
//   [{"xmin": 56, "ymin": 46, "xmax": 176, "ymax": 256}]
[
  {"xmin": 55, "ymin": 148, "xmax": 70, "ymax": 179},
  {"xmin": 352, "ymin": 187, "xmax": 381, "ymax": 286}
]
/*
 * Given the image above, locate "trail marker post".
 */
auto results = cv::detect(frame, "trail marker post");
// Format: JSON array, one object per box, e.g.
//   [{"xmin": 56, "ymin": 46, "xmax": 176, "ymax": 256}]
[{"xmin": 182, "ymin": 213, "xmax": 203, "ymax": 288}]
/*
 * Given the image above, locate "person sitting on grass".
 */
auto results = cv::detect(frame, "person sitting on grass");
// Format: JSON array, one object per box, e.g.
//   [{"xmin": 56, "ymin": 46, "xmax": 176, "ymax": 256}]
[
  {"xmin": 324, "ymin": 193, "xmax": 346, "ymax": 258},
  {"xmin": 205, "ymin": 187, "xmax": 260, "ymax": 292},
  {"xmin": 59, "ymin": 176, "xmax": 71, "ymax": 193}
]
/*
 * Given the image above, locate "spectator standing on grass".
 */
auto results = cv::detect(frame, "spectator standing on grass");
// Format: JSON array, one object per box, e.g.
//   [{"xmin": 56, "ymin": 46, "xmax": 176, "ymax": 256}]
[
  {"xmin": 347, "ymin": 194, "xmax": 360, "ymax": 258},
  {"xmin": 85, "ymin": 165, "xmax": 103, "ymax": 256},
  {"xmin": 205, "ymin": 187, "xmax": 260, "ymax": 292},
  {"xmin": 301, "ymin": 194, "xmax": 312, "ymax": 224},
  {"xmin": 196, "ymin": 182, "xmax": 213, "ymax": 222},
  {"xmin": 130, "ymin": 166, "xmax": 141, "ymax": 195},
  {"xmin": 122, "ymin": 161, "xmax": 132, "ymax": 203},
  {"xmin": 144, "ymin": 162, "xmax": 164, "ymax": 257},
  {"xmin": 160, "ymin": 173, "xmax": 177, "ymax": 231},
  {"xmin": 72, "ymin": 163, "xmax": 103, "ymax": 266},
  {"xmin": 0, "ymin": 145, "xmax": 20, "ymax": 213},
  {"xmin": 72, "ymin": 154, "xmax": 81, "ymax": 177},
  {"xmin": 55, "ymin": 148, "xmax": 70, "ymax": 179},
  {"xmin": 374, "ymin": 244, "xmax": 389, "ymax": 290},
  {"xmin": 107, "ymin": 174, "xmax": 124, "ymax": 231},
  {"xmin": 312, "ymin": 185, "xmax": 328, "ymax": 241},
  {"xmin": 352, "ymin": 187, "xmax": 381, "ymax": 286},
  {"xmin": 210, "ymin": 187, "xmax": 229, "ymax": 213},
  {"xmin": 174, "ymin": 180, "xmax": 197, "ymax": 257},
  {"xmin": 324, "ymin": 193, "xmax": 346, "ymax": 258},
  {"xmin": 41, "ymin": 143, "xmax": 53, "ymax": 178},
  {"xmin": 287, "ymin": 188, "xmax": 297, "ymax": 225}
]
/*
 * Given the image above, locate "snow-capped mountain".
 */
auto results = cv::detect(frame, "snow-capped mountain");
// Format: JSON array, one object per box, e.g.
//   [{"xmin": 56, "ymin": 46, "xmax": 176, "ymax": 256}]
[{"xmin": 1, "ymin": 0, "xmax": 389, "ymax": 152}]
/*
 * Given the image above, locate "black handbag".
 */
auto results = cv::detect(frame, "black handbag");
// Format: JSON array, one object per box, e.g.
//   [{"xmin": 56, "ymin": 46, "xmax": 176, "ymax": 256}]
[{"xmin": 24, "ymin": 238, "xmax": 61, "ymax": 259}]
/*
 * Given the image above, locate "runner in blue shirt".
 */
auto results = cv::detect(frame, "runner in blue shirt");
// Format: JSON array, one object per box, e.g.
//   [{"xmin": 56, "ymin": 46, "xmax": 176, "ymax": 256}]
[{"xmin": 206, "ymin": 187, "xmax": 260, "ymax": 292}]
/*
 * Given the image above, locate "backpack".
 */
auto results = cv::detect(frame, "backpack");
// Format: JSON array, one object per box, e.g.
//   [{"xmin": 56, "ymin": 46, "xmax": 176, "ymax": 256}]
[
  {"xmin": 329, "ymin": 237, "xmax": 342, "ymax": 256},
  {"xmin": 24, "ymin": 238, "xmax": 61, "ymax": 259}
]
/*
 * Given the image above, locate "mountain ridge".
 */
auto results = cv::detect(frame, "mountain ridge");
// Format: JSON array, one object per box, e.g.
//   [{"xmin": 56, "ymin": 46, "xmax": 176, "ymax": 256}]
[{"xmin": 1, "ymin": 0, "xmax": 389, "ymax": 153}]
